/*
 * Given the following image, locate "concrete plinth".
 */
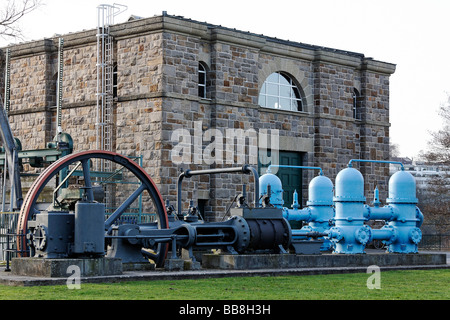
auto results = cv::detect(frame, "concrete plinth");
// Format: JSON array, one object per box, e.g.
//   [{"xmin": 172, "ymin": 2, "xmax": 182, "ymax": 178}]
[
  {"xmin": 164, "ymin": 258, "xmax": 184, "ymax": 271},
  {"xmin": 163, "ymin": 258, "xmax": 201, "ymax": 271},
  {"xmin": 11, "ymin": 257, "xmax": 123, "ymax": 278},
  {"xmin": 201, "ymin": 253, "xmax": 447, "ymax": 270}
]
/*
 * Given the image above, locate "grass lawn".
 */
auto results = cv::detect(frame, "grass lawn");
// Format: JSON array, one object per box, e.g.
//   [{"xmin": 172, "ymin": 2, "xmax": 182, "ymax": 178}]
[{"xmin": 0, "ymin": 269, "xmax": 448, "ymax": 300}]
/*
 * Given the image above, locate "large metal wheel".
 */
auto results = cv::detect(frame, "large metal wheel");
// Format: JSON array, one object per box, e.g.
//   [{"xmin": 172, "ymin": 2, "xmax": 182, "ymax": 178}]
[{"xmin": 16, "ymin": 150, "xmax": 169, "ymax": 267}]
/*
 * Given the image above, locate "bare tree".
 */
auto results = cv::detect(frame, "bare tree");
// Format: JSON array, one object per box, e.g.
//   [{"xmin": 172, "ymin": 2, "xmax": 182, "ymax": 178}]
[
  {"xmin": 418, "ymin": 95, "xmax": 450, "ymax": 234},
  {"xmin": 418, "ymin": 174, "xmax": 450, "ymax": 234},
  {"xmin": 0, "ymin": 0, "xmax": 43, "ymax": 40},
  {"xmin": 421, "ymin": 96, "xmax": 450, "ymax": 165},
  {"xmin": 389, "ymin": 142, "xmax": 400, "ymax": 159}
]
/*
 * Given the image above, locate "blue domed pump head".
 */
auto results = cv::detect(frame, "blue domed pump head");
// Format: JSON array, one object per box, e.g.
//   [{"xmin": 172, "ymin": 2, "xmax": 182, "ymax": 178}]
[
  {"xmin": 259, "ymin": 165, "xmax": 324, "ymax": 208},
  {"xmin": 259, "ymin": 172, "xmax": 284, "ymax": 207}
]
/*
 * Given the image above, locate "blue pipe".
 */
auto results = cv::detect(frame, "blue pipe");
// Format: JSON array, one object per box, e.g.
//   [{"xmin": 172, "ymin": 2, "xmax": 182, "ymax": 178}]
[
  {"xmin": 364, "ymin": 205, "xmax": 396, "ymax": 221},
  {"xmin": 267, "ymin": 165, "xmax": 323, "ymax": 176},
  {"xmin": 348, "ymin": 159, "xmax": 404, "ymax": 171},
  {"xmin": 282, "ymin": 207, "xmax": 311, "ymax": 222},
  {"xmin": 371, "ymin": 227, "xmax": 395, "ymax": 241},
  {"xmin": 416, "ymin": 207, "xmax": 424, "ymax": 228}
]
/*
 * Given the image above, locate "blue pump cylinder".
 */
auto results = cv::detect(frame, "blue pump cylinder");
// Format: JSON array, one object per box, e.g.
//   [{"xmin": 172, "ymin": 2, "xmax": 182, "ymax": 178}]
[
  {"xmin": 328, "ymin": 167, "xmax": 369, "ymax": 254},
  {"xmin": 284, "ymin": 174, "xmax": 335, "ymax": 250},
  {"xmin": 259, "ymin": 170, "xmax": 335, "ymax": 251},
  {"xmin": 384, "ymin": 170, "xmax": 422, "ymax": 253},
  {"xmin": 307, "ymin": 175, "xmax": 334, "ymax": 206},
  {"xmin": 259, "ymin": 173, "xmax": 284, "ymax": 207},
  {"xmin": 387, "ymin": 170, "xmax": 418, "ymax": 204},
  {"xmin": 356, "ymin": 168, "xmax": 423, "ymax": 253},
  {"xmin": 334, "ymin": 167, "xmax": 366, "ymax": 203},
  {"xmin": 304, "ymin": 175, "xmax": 335, "ymax": 250}
]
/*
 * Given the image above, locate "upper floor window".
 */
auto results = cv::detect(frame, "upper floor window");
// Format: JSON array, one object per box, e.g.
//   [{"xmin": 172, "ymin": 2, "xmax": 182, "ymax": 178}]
[
  {"xmin": 198, "ymin": 62, "xmax": 207, "ymax": 98},
  {"xmin": 353, "ymin": 88, "xmax": 361, "ymax": 120},
  {"xmin": 258, "ymin": 72, "xmax": 303, "ymax": 112}
]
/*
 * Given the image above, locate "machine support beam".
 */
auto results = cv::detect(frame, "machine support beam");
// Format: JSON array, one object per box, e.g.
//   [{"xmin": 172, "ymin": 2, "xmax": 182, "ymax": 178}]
[
  {"xmin": 105, "ymin": 183, "xmax": 146, "ymax": 230},
  {"xmin": 0, "ymin": 107, "xmax": 23, "ymax": 211}
]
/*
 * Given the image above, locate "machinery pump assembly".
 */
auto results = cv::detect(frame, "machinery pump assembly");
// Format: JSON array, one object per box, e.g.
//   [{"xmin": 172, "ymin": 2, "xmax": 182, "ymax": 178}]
[
  {"xmin": 258, "ymin": 160, "xmax": 424, "ymax": 255},
  {"xmin": 6, "ymin": 148, "xmax": 425, "ymax": 270}
]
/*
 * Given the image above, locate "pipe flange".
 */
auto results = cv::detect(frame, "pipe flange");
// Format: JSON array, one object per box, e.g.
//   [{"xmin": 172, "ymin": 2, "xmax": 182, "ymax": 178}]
[
  {"xmin": 328, "ymin": 226, "xmax": 343, "ymax": 242},
  {"xmin": 230, "ymin": 216, "xmax": 250, "ymax": 253},
  {"xmin": 409, "ymin": 228, "xmax": 422, "ymax": 244},
  {"xmin": 381, "ymin": 225, "xmax": 398, "ymax": 245},
  {"xmin": 355, "ymin": 226, "xmax": 372, "ymax": 245}
]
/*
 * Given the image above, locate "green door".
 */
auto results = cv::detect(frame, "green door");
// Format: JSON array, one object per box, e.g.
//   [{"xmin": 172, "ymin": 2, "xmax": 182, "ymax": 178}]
[
  {"xmin": 258, "ymin": 150, "xmax": 304, "ymax": 208},
  {"xmin": 278, "ymin": 151, "xmax": 303, "ymax": 208}
]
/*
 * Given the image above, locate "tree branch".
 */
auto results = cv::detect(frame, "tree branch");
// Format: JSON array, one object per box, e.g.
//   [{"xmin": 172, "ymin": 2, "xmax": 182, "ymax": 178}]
[{"xmin": 0, "ymin": 0, "xmax": 43, "ymax": 40}]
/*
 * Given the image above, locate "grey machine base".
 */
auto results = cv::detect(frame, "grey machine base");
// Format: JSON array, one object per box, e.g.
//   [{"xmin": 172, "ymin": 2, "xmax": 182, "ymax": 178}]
[
  {"xmin": 11, "ymin": 257, "xmax": 123, "ymax": 278},
  {"xmin": 201, "ymin": 252, "xmax": 448, "ymax": 270}
]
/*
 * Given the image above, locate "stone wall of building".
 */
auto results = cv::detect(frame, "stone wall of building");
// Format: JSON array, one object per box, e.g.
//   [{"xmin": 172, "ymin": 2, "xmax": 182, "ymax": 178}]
[{"xmin": 0, "ymin": 14, "xmax": 395, "ymax": 220}]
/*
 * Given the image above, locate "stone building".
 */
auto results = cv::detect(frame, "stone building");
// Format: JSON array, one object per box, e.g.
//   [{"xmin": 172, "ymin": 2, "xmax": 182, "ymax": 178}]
[{"xmin": 0, "ymin": 12, "xmax": 396, "ymax": 220}]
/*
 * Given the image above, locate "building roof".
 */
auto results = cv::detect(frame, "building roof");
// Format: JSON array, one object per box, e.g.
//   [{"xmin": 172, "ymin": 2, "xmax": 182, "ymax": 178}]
[
  {"xmin": 160, "ymin": 12, "xmax": 366, "ymax": 59},
  {"xmin": 0, "ymin": 11, "xmax": 396, "ymax": 73}
]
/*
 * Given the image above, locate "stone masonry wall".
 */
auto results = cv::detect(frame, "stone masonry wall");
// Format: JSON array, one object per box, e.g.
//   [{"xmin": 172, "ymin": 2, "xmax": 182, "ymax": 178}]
[
  {"xmin": 7, "ymin": 41, "xmax": 54, "ymax": 150},
  {"xmin": 0, "ymin": 14, "xmax": 395, "ymax": 220}
]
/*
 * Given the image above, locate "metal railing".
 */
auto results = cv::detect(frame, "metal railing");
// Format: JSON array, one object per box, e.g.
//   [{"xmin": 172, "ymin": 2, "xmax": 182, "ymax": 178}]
[
  {"xmin": 419, "ymin": 234, "xmax": 450, "ymax": 251},
  {"xmin": 0, "ymin": 212, "xmax": 22, "ymax": 270}
]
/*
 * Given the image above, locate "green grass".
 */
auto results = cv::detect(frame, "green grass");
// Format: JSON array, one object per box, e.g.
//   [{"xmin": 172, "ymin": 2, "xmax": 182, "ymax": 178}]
[{"xmin": 0, "ymin": 269, "xmax": 448, "ymax": 300}]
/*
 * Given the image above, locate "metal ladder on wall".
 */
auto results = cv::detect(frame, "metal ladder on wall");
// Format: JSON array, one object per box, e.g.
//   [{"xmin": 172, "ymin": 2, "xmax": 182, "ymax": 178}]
[
  {"xmin": 96, "ymin": 4, "xmax": 125, "ymax": 160},
  {"xmin": 96, "ymin": 4, "xmax": 127, "ymax": 211}
]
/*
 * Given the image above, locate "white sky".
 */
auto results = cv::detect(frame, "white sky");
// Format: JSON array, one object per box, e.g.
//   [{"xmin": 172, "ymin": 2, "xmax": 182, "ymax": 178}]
[{"xmin": 1, "ymin": 0, "xmax": 449, "ymax": 159}]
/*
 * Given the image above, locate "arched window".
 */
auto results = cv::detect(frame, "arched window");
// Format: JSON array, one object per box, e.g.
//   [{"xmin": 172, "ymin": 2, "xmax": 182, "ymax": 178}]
[
  {"xmin": 353, "ymin": 88, "xmax": 361, "ymax": 120},
  {"xmin": 258, "ymin": 72, "xmax": 303, "ymax": 112},
  {"xmin": 198, "ymin": 62, "xmax": 207, "ymax": 98}
]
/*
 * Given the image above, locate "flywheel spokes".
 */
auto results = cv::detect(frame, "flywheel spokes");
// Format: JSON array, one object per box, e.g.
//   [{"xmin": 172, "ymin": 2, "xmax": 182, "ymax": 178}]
[{"xmin": 17, "ymin": 150, "xmax": 169, "ymax": 267}]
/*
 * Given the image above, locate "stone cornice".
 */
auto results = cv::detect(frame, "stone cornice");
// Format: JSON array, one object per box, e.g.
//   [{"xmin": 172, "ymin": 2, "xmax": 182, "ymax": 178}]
[
  {"xmin": 360, "ymin": 58, "xmax": 396, "ymax": 75},
  {"xmin": 1, "ymin": 14, "xmax": 396, "ymax": 75}
]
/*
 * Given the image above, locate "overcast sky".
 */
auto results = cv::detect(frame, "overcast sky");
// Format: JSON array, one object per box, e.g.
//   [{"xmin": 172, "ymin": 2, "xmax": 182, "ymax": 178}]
[{"xmin": 1, "ymin": 0, "xmax": 449, "ymax": 159}]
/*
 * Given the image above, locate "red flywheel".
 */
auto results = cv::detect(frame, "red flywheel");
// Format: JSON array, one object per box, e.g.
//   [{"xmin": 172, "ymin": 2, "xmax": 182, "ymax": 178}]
[{"xmin": 16, "ymin": 150, "xmax": 169, "ymax": 267}]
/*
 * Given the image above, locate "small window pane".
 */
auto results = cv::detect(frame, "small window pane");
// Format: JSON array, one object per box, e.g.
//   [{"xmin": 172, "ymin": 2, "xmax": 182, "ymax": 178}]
[
  {"xmin": 198, "ymin": 86, "xmax": 205, "ymax": 98},
  {"xmin": 199, "ymin": 72, "xmax": 205, "ymax": 84},
  {"xmin": 267, "ymin": 96, "xmax": 278, "ymax": 109},
  {"xmin": 280, "ymin": 98, "xmax": 291, "ymax": 110},
  {"xmin": 198, "ymin": 62, "xmax": 207, "ymax": 98},
  {"xmin": 279, "ymin": 74, "xmax": 291, "ymax": 86},
  {"xmin": 267, "ymin": 83, "xmax": 279, "ymax": 96},
  {"xmin": 258, "ymin": 94, "xmax": 266, "ymax": 107},
  {"xmin": 280, "ymin": 85, "xmax": 292, "ymax": 98},
  {"xmin": 293, "ymin": 99, "xmax": 302, "ymax": 111},
  {"xmin": 267, "ymin": 73, "xmax": 279, "ymax": 83},
  {"xmin": 292, "ymin": 87, "xmax": 301, "ymax": 100},
  {"xmin": 260, "ymin": 82, "xmax": 266, "ymax": 95}
]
